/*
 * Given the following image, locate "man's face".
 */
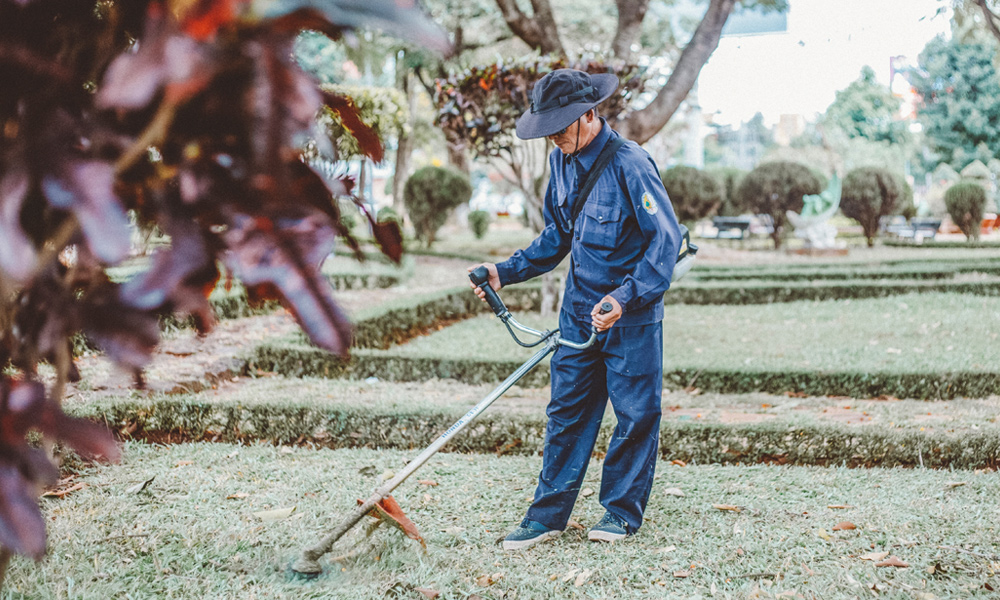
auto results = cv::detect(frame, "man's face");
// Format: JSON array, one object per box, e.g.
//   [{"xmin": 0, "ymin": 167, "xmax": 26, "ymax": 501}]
[{"xmin": 547, "ymin": 117, "xmax": 583, "ymax": 154}]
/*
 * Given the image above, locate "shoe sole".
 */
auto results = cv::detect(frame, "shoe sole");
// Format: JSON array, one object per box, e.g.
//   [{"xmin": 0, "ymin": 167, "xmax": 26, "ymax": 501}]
[
  {"xmin": 502, "ymin": 530, "xmax": 561, "ymax": 551},
  {"xmin": 588, "ymin": 530, "xmax": 628, "ymax": 543}
]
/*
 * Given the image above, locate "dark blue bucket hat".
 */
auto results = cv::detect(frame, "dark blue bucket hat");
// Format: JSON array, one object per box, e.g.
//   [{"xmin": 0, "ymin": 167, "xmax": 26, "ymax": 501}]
[{"xmin": 515, "ymin": 69, "xmax": 619, "ymax": 140}]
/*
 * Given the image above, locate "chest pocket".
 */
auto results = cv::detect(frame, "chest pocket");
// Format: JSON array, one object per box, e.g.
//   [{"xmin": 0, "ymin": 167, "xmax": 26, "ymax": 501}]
[{"xmin": 579, "ymin": 201, "xmax": 623, "ymax": 250}]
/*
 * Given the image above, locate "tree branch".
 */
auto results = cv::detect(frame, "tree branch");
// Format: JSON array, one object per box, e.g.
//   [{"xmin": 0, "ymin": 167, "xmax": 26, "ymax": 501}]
[
  {"xmin": 612, "ymin": 0, "xmax": 736, "ymax": 144},
  {"xmin": 613, "ymin": 0, "xmax": 651, "ymax": 59},
  {"xmin": 494, "ymin": 0, "xmax": 565, "ymax": 57},
  {"xmin": 975, "ymin": 0, "xmax": 1000, "ymax": 44}
]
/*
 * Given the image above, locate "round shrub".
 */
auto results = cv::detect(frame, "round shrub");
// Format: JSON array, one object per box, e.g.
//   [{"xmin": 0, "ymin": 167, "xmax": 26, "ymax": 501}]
[
  {"xmin": 660, "ymin": 166, "xmax": 722, "ymax": 224},
  {"xmin": 468, "ymin": 209, "xmax": 490, "ymax": 239},
  {"xmin": 706, "ymin": 166, "xmax": 748, "ymax": 217},
  {"xmin": 403, "ymin": 166, "xmax": 472, "ymax": 247},
  {"xmin": 840, "ymin": 167, "xmax": 904, "ymax": 247},
  {"xmin": 945, "ymin": 181, "xmax": 987, "ymax": 241},
  {"xmin": 736, "ymin": 161, "xmax": 823, "ymax": 248},
  {"xmin": 897, "ymin": 181, "xmax": 917, "ymax": 221},
  {"xmin": 376, "ymin": 206, "xmax": 401, "ymax": 225}
]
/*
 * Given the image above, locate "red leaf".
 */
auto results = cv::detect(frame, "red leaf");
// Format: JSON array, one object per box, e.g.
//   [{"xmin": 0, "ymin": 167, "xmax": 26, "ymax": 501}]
[
  {"xmin": 323, "ymin": 92, "xmax": 384, "ymax": 163},
  {"xmin": 360, "ymin": 495, "xmax": 425, "ymax": 549},
  {"xmin": 0, "ymin": 464, "xmax": 48, "ymax": 559},
  {"xmin": 832, "ymin": 521, "xmax": 857, "ymax": 531},
  {"xmin": 371, "ymin": 221, "xmax": 403, "ymax": 264},
  {"xmin": 179, "ymin": 0, "xmax": 243, "ymax": 41},
  {"xmin": 81, "ymin": 285, "xmax": 161, "ymax": 370},
  {"xmin": 223, "ymin": 211, "xmax": 352, "ymax": 355}
]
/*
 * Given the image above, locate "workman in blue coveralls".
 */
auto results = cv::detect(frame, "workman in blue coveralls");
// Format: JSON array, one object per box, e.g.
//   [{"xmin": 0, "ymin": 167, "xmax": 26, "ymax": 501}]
[{"xmin": 469, "ymin": 69, "xmax": 682, "ymax": 550}]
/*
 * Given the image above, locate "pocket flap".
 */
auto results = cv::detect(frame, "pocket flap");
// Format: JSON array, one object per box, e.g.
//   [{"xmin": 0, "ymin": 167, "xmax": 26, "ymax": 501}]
[{"xmin": 583, "ymin": 202, "xmax": 622, "ymax": 223}]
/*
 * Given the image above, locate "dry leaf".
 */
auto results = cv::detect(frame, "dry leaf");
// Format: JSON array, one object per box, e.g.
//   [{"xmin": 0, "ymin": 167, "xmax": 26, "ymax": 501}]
[
  {"xmin": 254, "ymin": 507, "xmax": 296, "ymax": 522},
  {"xmin": 859, "ymin": 552, "xmax": 889, "ymax": 561},
  {"xmin": 561, "ymin": 568, "xmax": 580, "ymax": 582},
  {"xmin": 670, "ymin": 459, "xmax": 687, "ymax": 467},
  {"xmin": 226, "ymin": 492, "xmax": 249, "ymax": 500},
  {"xmin": 415, "ymin": 588, "xmax": 440, "ymax": 599},
  {"xmin": 657, "ymin": 545, "xmax": 677, "ymax": 554},
  {"xmin": 174, "ymin": 460, "xmax": 193, "ymax": 467},
  {"xmin": 663, "ymin": 487, "xmax": 685, "ymax": 497},
  {"xmin": 567, "ymin": 519, "xmax": 585, "ymax": 531},
  {"xmin": 476, "ymin": 572, "xmax": 503, "ymax": 586},
  {"xmin": 945, "ymin": 481, "xmax": 966, "ymax": 489},
  {"xmin": 832, "ymin": 521, "xmax": 857, "ymax": 531},
  {"xmin": 875, "ymin": 555, "xmax": 909, "ymax": 568},
  {"xmin": 417, "ymin": 479, "xmax": 438, "ymax": 487},
  {"xmin": 362, "ymin": 496, "xmax": 426, "ymax": 549},
  {"xmin": 574, "ymin": 569, "xmax": 592, "ymax": 587},
  {"xmin": 713, "ymin": 504, "xmax": 741, "ymax": 512},
  {"xmin": 125, "ymin": 476, "xmax": 155, "ymax": 495},
  {"xmin": 673, "ymin": 570, "xmax": 690, "ymax": 578},
  {"xmin": 827, "ymin": 504, "xmax": 853, "ymax": 509},
  {"xmin": 814, "ymin": 529, "xmax": 832, "ymax": 541},
  {"xmin": 42, "ymin": 482, "xmax": 86, "ymax": 498}
]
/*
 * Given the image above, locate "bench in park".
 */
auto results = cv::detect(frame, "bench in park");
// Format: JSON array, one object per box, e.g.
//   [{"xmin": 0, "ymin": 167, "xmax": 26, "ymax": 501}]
[{"xmin": 710, "ymin": 216, "xmax": 753, "ymax": 240}]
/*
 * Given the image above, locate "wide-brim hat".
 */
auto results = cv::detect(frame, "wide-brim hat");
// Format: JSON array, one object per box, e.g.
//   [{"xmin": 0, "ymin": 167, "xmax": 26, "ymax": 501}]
[{"xmin": 515, "ymin": 69, "xmax": 619, "ymax": 140}]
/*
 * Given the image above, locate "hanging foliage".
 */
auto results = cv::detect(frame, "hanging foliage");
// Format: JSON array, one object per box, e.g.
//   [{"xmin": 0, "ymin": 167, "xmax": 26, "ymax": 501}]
[{"xmin": 0, "ymin": 0, "xmax": 447, "ymax": 577}]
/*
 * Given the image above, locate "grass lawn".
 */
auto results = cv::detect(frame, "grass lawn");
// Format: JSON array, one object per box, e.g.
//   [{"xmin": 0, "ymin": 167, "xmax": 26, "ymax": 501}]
[
  {"xmin": 4, "ymin": 443, "xmax": 999, "ymax": 599},
  {"xmin": 383, "ymin": 292, "xmax": 1000, "ymax": 375}
]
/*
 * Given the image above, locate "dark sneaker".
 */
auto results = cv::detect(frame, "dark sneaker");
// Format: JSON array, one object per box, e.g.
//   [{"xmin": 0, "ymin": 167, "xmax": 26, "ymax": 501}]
[
  {"xmin": 588, "ymin": 512, "xmax": 629, "ymax": 542},
  {"xmin": 502, "ymin": 518, "xmax": 561, "ymax": 551}
]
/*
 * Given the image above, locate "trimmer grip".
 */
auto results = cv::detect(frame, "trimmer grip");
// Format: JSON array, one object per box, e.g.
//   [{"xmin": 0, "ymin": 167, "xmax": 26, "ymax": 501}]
[
  {"xmin": 470, "ymin": 266, "xmax": 508, "ymax": 317},
  {"xmin": 599, "ymin": 302, "xmax": 613, "ymax": 315}
]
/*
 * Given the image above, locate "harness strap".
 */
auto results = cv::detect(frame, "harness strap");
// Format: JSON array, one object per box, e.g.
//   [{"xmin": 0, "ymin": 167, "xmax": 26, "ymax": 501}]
[{"xmin": 569, "ymin": 135, "xmax": 627, "ymax": 229}]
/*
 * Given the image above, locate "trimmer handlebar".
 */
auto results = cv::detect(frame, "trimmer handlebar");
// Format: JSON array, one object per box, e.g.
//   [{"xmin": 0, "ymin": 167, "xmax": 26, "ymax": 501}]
[{"xmin": 469, "ymin": 266, "xmax": 509, "ymax": 318}]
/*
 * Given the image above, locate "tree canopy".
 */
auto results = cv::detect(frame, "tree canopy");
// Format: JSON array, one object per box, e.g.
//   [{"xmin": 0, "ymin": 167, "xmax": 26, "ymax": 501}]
[{"xmin": 822, "ymin": 66, "xmax": 910, "ymax": 146}]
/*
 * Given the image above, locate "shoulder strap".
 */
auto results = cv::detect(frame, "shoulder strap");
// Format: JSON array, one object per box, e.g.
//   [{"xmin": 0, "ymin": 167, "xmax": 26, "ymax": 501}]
[{"xmin": 569, "ymin": 136, "xmax": 627, "ymax": 227}]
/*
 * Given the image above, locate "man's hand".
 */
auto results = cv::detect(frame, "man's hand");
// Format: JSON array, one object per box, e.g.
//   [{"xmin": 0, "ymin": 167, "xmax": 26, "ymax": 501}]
[
  {"xmin": 591, "ymin": 295, "xmax": 621, "ymax": 331},
  {"xmin": 468, "ymin": 263, "xmax": 501, "ymax": 302}
]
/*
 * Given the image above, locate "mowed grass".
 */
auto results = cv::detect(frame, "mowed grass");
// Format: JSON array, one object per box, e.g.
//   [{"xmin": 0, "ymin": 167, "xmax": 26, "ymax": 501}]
[
  {"xmin": 385, "ymin": 292, "xmax": 1000, "ymax": 374},
  {"xmin": 4, "ymin": 443, "xmax": 999, "ymax": 599}
]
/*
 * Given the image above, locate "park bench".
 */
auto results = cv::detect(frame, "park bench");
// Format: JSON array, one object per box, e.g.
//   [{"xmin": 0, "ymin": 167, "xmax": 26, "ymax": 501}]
[
  {"xmin": 882, "ymin": 217, "xmax": 941, "ymax": 240},
  {"xmin": 710, "ymin": 216, "xmax": 753, "ymax": 240}
]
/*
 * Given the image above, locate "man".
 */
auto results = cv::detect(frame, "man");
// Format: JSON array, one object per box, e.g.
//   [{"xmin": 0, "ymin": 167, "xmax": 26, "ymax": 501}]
[{"xmin": 469, "ymin": 69, "xmax": 682, "ymax": 550}]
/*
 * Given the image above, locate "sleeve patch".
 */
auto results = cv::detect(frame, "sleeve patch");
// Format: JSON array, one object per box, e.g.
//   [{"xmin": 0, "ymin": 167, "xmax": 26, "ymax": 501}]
[{"xmin": 642, "ymin": 192, "xmax": 658, "ymax": 215}]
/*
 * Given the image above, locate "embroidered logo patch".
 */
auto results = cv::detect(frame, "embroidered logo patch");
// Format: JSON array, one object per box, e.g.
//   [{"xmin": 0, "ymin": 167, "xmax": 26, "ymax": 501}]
[{"xmin": 642, "ymin": 192, "xmax": 658, "ymax": 215}]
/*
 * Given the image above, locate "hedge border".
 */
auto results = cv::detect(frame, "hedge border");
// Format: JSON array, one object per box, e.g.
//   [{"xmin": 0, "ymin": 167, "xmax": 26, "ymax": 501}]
[
  {"xmin": 668, "ymin": 279, "xmax": 1000, "ymax": 305},
  {"xmin": 883, "ymin": 239, "xmax": 1000, "ymax": 249},
  {"xmin": 248, "ymin": 341, "xmax": 1000, "ymax": 400},
  {"xmin": 74, "ymin": 396, "xmax": 1000, "ymax": 470}
]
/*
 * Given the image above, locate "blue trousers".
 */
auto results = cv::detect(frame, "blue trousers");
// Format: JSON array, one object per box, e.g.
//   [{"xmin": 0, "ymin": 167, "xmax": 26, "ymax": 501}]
[{"xmin": 525, "ymin": 311, "xmax": 663, "ymax": 534}]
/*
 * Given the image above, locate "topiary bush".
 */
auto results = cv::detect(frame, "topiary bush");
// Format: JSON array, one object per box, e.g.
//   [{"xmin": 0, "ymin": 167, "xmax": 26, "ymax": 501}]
[
  {"xmin": 404, "ymin": 166, "xmax": 472, "ymax": 247},
  {"xmin": 736, "ymin": 162, "xmax": 823, "ymax": 248},
  {"xmin": 945, "ymin": 181, "xmax": 987, "ymax": 241},
  {"xmin": 897, "ymin": 181, "xmax": 917, "ymax": 221},
  {"xmin": 468, "ymin": 209, "xmax": 491, "ymax": 239},
  {"xmin": 840, "ymin": 167, "xmax": 904, "ymax": 247},
  {"xmin": 706, "ymin": 166, "xmax": 748, "ymax": 217},
  {"xmin": 376, "ymin": 206, "xmax": 401, "ymax": 225},
  {"xmin": 660, "ymin": 166, "xmax": 722, "ymax": 224}
]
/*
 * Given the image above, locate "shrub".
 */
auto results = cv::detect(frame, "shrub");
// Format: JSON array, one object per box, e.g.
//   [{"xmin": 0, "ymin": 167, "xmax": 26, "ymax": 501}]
[
  {"xmin": 660, "ymin": 166, "xmax": 722, "ymax": 223},
  {"xmin": 945, "ymin": 181, "xmax": 987, "ymax": 241},
  {"xmin": 736, "ymin": 162, "xmax": 823, "ymax": 248},
  {"xmin": 376, "ymin": 206, "xmax": 401, "ymax": 225},
  {"xmin": 706, "ymin": 167, "xmax": 748, "ymax": 216},
  {"xmin": 404, "ymin": 166, "xmax": 472, "ymax": 247},
  {"xmin": 840, "ymin": 167, "xmax": 904, "ymax": 247},
  {"xmin": 468, "ymin": 209, "xmax": 491, "ymax": 239},
  {"xmin": 896, "ymin": 181, "xmax": 917, "ymax": 221}
]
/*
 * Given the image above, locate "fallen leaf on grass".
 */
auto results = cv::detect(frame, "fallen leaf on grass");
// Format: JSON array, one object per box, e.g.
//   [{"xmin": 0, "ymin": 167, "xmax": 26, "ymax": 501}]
[
  {"xmin": 827, "ymin": 504, "xmax": 853, "ymax": 509},
  {"xmin": 713, "ymin": 504, "xmax": 741, "ymax": 512},
  {"xmin": 574, "ymin": 569, "xmax": 592, "ymax": 587},
  {"xmin": 832, "ymin": 521, "xmax": 857, "ymax": 531},
  {"xmin": 663, "ymin": 487, "xmax": 685, "ymax": 497},
  {"xmin": 417, "ymin": 480, "xmax": 438, "ymax": 487},
  {"xmin": 945, "ymin": 481, "xmax": 966, "ymax": 489},
  {"xmin": 415, "ymin": 588, "xmax": 440, "ymax": 599},
  {"xmin": 670, "ymin": 459, "xmax": 687, "ymax": 467},
  {"xmin": 253, "ymin": 507, "xmax": 296, "ymax": 522},
  {"xmin": 875, "ymin": 555, "xmax": 909, "ymax": 568},
  {"xmin": 226, "ymin": 493, "xmax": 249, "ymax": 500},
  {"xmin": 673, "ymin": 570, "xmax": 689, "ymax": 578},
  {"xmin": 174, "ymin": 461, "xmax": 193, "ymax": 467},
  {"xmin": 42, "ymin": 482, "xmax": 87, "ymax": 498},
  {"xmin": 126, "ymin": 477, "xmax": 155, "ymax": 495},
  {"xmin": 657, "ymin": 545, "xmax": 677, "ymax": 554},
  {"xmin": 561, "ymin": 568, "xmax": 579, "ymax": 582},
  {"xmin": 476, "ymin": 572, "xmax": 503, "ymax": 586},
  {"xmin": 361, "ymin": 496, "xmax": 425, "ymax": 549},
  {"xmin": 814, "ymin": 529, "xmax": 832, "ymax": 541},
  {"xmin": 859, "ymin": 552, "xmax": 889, "ymax": 561},
  {"xmin": 567, "ymin": 519, "xmax": 584, "ymax": 531}
]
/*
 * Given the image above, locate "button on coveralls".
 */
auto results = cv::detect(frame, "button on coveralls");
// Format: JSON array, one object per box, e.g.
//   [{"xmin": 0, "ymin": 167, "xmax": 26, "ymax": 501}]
[{"xmin": 494, "ymin": 120, "xmax": 682, "ymax": 534}]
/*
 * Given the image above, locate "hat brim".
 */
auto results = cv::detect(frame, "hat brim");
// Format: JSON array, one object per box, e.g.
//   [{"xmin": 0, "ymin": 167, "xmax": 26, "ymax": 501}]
[{"xmin": 515, "ymin": 73, "xmax": 619, "ymax": 140}]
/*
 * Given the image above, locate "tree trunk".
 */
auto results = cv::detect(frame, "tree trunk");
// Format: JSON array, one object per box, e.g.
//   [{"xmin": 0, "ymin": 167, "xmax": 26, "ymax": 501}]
[
  {"xmin": 612, "ymin": 0, "xmax": 651, "ymax": 59},
  {"xmin": 444, "ymin": 130, "xmax": 470, "ymax": 174},
  {"xmin": 611, "ymin": 0, "xmax": 737, "ymax": 144},
  {"xmin": 494, "ymin": 0, "xmax": 565, "ymax": 57},
  {"xmin": 393, "ymin": 71, "xmax": 417, "ymax": 215}
]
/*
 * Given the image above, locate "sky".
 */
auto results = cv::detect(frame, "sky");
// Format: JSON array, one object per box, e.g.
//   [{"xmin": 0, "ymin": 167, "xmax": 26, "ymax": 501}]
[{"xmin": 697, "ymin": 0, "xmax": 954, "ymax": 127}]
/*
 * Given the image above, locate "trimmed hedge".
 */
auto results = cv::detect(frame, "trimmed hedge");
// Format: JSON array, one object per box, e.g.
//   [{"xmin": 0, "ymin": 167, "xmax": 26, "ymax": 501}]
[
  {"xmin": 668, "ymin": 278, "xmax": 1000, "ymax": 305},
  {"xmin": 74, "ymin": 396, "xmax": 1000, "ymax": 469},
  {"xmin": 884, "ymin": 239, "xmax": 1000, "ymax": 249},
  {"xmin": 250, "ymin": 339, "xmax": 1000, "ymax": 400},
  {"xmin": 688, "ymin": 263, "xmax": 1000, "ymax": 281}
]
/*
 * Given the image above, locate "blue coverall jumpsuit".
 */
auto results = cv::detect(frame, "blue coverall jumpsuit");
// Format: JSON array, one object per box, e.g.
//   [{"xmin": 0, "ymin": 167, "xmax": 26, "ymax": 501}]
[{"xmin": 494, "ymin": 120, "xmax": 682, "ymax": 535}]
